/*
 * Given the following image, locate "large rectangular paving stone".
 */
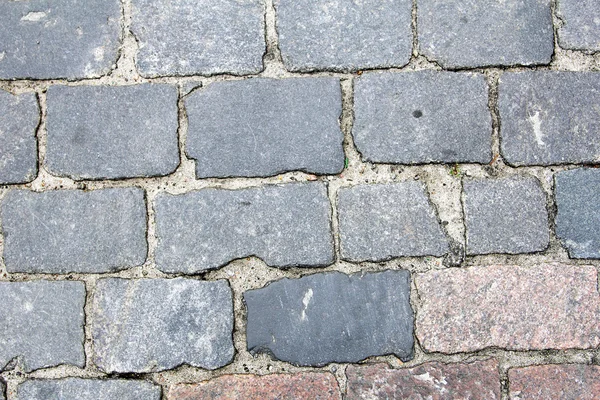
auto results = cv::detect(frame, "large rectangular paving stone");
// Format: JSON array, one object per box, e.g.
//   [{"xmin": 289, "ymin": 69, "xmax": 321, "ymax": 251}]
[
  {"xmin": 46, "ymin": 85, "xmax": 179, "ymax": 180},
  {"xmin": 16, "ymin": 379, "xmax": 161, "ymax": 400},
  {"xmin": 354, "ymin": 71, "xmax": 491, "ymax": 164},
  {"xmin": 155, "ymin": 183, "xmax": 334, "ymax": 274},
  {"xmin": 245, "ymin": 270, "xmax": 414, "ymax": 366},
  {"xmin": 0, "ymin": 281, "xmax": 85, "ymax": 372},
  {"xmin": 499, "ymin": 72, "xmax": 600, "ymax": 165},
  {"xmin": 185, "ymin": 78, "xmax": 344, "ymax": 178},
  {"xmin": 509, "ymin": 364, "xmax": 600, "ymax": 399},
  {"xmin": 415, "ymin": 264, "xmax": 600, "ymax": 353},
  {"xmin": 1, "ymin": 188, "xmax": 147, "ymax": 273},
  {"xmin": 557, "ymin": 0, "xmax": 600, "ymax": 51},
  {"xmin": 92, "ymin": 278, "xmax": 234, "ymax": 373}
]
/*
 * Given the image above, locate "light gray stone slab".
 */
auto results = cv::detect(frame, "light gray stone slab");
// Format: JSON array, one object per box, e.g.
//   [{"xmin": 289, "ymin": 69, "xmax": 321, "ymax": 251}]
[
  {"xmin": 16, "ymin": 379, "xmax": 160, "ymax": 400},
  {"xmin": 1, "ymin": 188, "xmax": 147, "ymax": 273},
  {"xmin": 92, "ymin": 278, "xmax": 234, "ymax": 373},
  {"xmin": 0, "ymin": 281, "xmax": 85, "ymax": 372},
  {"xmin": 186, "ymin": 78, "xmax": 344, "ymax": 178},
  {"xmin": 557, "ymin": 0, "xmax": 600, "ymax": 51},
  {"xmin": 499, "ymin": 72, "xmax": 600, "ymax": 165},
  {"xmin": 354, "ymin": 71, "xmax": 492, "ymax": 164}
]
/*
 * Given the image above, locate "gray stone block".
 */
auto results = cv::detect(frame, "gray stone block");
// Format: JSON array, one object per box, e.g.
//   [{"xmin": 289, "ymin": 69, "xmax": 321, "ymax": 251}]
[
  {"xmin": 464, "ymin": 176, "xmax": 549, "ymax": 255},
  {"xmin": 16, "ymin": 379, "xmax": 160, "ymax": 400},
  {"xmin": 131, "ymin": 0, "xmax": 264, "ymax": 77},
  {"xmin": 555, "ymin": 168, "xmax": 600, "ymax": 258},
  {"xmin": 186, "ymin": 78, "xmax": 344, "ymax": 178},
  {"xmin": 0, "ymin": 0, "xmax": 120, "ymax": 79},
  {"xmin": 92, "ymin": 278, "xmax": 234, "ymax": 373},
  {"xmin": 1, "ymin": 188, "xmax": 147, "ymax": 273},
  {"xmin": 155, "ymin": 183, "xmax": 334, "ymax": 273},
  {"xmin": 418, "ymin": 0, "xmax": 554, "ymax": 68},
  {"xmin": 0, "ymin": 91, "xmax": 38, "ymax": 184},
  {"xmin": 354, "ymin": 71, "xmax": 492, "ymax": 164},
  {"xmin": 0, "ymin": 281, "xmax": 85, "ymax": 372},
  {"xmin": 46, "ymin": 85, "xmax": 179, "ymax": 180},
  {"xmin": 275, "ymin": 0, "xmax": 412, "ymax": 71},
  {"xmin": 557, "ymin": 0, "xmax": 600, "ymax": 51},
  {"xmin": 245, "ymin": 270, "xmax": 414, "ymax": 366},
  {"xmin": 338, "ymin": 182, "xmax": 449, "ymax": 262},
  {"xmin": 499, "ymin": 72, "xmax": 600, "ymax": 165}
]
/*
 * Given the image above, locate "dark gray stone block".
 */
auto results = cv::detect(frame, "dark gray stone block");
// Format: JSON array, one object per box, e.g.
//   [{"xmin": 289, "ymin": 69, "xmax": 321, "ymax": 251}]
[
  {"xmin": 1, "ymin": 188, "xmax": 147, "ymax": 273},
  {"xmin": 245, "ymin": 270, "xmax": 414, "ymax": 366},
  {"xmin": 186, "ymin": 78, "xmax": 344, "ymax": 178},
  {"xmin": 354, "ymin": 71, "xmax": 492, "ymax": 164},
  {"xmin": 46, "ymin": 85, "xmax": 179, "ymax": 180},
  {"xmin": 0, "ymin": 281, "xmax": 85, "ymax": 372},
  {"xmin": 557, "ymin": 0, "xmax": 600, "ymax": 51},
  {"xmin": 155, "ymin": 183, "xmax": 334, "ymax": 273},
  {"xmin": 16, "ymin": 379, "xmax": 160, "ymax": 400},
  {"xmin": 91, "ymin": 278, "xmax": 234, "ymax": 373}
]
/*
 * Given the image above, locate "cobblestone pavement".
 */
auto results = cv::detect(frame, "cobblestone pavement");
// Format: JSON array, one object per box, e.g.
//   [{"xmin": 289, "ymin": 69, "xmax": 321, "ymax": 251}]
[{"xmin": 0, "ymin": 0, "xmax": 600, "ymax": 399}]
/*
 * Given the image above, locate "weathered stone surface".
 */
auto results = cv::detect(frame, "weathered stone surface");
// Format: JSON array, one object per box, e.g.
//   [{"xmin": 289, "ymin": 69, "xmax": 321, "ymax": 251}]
[
  {"xmin": 353, "ymin": 71, "xmax": 492, "ymax": 164},
  {"xmin": 131, "ymin": 0, "xmax": 264, "ymax": 77},
  {"xmin": 1, "ymin": 379, "xmax": 4, "ymax": 400},
  {"xmin": 46, "ymin": 85, "xmax": 179, "ymax": 180},
  {"xmin": 16, "ymin": 379, "xmax": 161, "ymax": 400},
  {"xmin": 509, "ymin": 364, "xmax": 600, "ymax": 399},
  {"xmin": 186, "ymin": 78, "xmax": 344, "ymax": 178},
  {"xmin": 155, "ymin": 183, "xmax": 334, "ymax": 273},
  {"xmin": 168, "ymin": 373, "xmax": 341, "ymax": 400},
  {"xmin": 557, "ymin": 0, "xmax": 600, "ymax": 51},
  {"xmin": 1, "ymin": 188, "xmax": 147, "ymax": 273},
  {"xmin": 0, "ymin": 0, "xmax": 120, "ymax": 79},
  {"xmin": 275, "ymin": 0, "xmax": 412, "ymax": 71},
  {"xmin": 346, "ymin": 359, "xmax": 501, "ymax": 399},
  {"xmin": 415, "ymin": 264, "xmax": 600, "ymax": 353},
  {"xmin": 0, "ymin": 91, "xmax": 38, "ymax": 184},
  {"xmin": 418, "ymin": 0, "xmax": 554, "ymax": 68},
  {"xmin": 245, "ymin": 270, "xmax": 414, "ymax": 366},
  {"xmin": 555, "ymin": 168, "xmax": 600, "ymax": 259},
  {"xmin": 463, "ymin": 177, "xmax": 549, "ymax": 254},
  {"xmin": 338, "ymin": 182, "xmax": 449, "ymax": 261},
  {"xmin": 0, "ymin": 281, "xmax": 85, "ymax": 372}
]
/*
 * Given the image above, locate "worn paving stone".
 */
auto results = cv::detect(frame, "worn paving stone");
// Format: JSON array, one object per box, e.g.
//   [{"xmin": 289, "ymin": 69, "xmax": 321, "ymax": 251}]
[
  {"xmin": 418, "ymin": 0, "xmax": 554, "ymax": 68},
  {"xmin": 354, "ymin": 71, "xmax": 492, "ymax": 164},
  {"xmin": 346, "ymin": 359, "xmax": 501, "ymax": 399},
  {"xmin": 16, "ymin": 379, "xmax": 161, "ymax": 400},
  {"xmin": 275, "ymin": 0, "xmax": 412, "ymax": 71},
  {"xmin": 338, "ymin": 182, "xmax": 449, "ymax": 262},
  {"xmin": 0, "ymin": 0, "xmax": 120, "ymax": 79},
  {"xmin": 1, "ymin": 188, "xmax": 147, "ymax": 274},
  {"xmin": 499, "ymin": 72, "xmax": 600, "ymax": 165},
  {"xmin": 245, "ymin": 270, "xmax": 414, "ymax": 366},
  {"xmin": 415, "ymin": 264, "xmax": 600, "ymax": 353},
  {"xmin": 463, "ymin": 177, "xmax": 549, "ymax": 255},
  {"xmin": 131, "ymin": 0, "xmax": 264, "ymax": 77},
  {"xmin": 0, "ymin": 281, "xmax": 85, "ymax": 372},
  {"xmin": 155, "ymin": 183, "xmax": 334, "ymax": 274},
  {"xmin": 0, "ymin": 91, "xmax": 38, "ymax": 184},
  {"xmin": 509, "ymin": 364, "xmax": 600, "ymax": 399},
  {"xmin": 186, "ymin": 78, "xmax": 344, "ymax": 178},
  {"xmin": 557, "ymin": 0, "xmax": 600, "ymax": 51}
]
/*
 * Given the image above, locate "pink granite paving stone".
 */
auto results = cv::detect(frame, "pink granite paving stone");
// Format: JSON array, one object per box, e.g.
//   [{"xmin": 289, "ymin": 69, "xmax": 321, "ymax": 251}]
[{"xmin": 509, "ymin": 364, "xmax": 600, "ymax": 399}]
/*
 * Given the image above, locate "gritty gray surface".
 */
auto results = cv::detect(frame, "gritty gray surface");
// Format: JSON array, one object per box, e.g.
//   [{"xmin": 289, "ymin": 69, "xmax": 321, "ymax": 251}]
[
  {"xmin": 353, "ymin": 71, "xmax": 492, "ymax": 164},
  {"xmin": 186, "ymin": 78, "xmax": 344, "ymax": 178},
  {"xmin": 245, "ymin": 270, "xmax": 414, "ymax": 366},
  {"xmin": 15, "ymin": 379, "xmax": 161, "ymax": 400},
  {"xmin": 557, "ymin": 0, "xmax": 600, "ymax": 51}
]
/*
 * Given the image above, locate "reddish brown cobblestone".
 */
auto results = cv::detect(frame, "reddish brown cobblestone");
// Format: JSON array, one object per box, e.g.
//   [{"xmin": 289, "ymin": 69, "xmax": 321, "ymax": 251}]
[{"xmin": 509, "ymin": 364, "xmax": 600, "ymax": 399}]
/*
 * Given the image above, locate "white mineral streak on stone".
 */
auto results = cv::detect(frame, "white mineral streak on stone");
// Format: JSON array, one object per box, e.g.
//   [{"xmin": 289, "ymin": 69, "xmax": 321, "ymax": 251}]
[
  {"xmin": 301, "ymin": 288, "xmax": 313, "ymax": 321},
  {"xmin": 21, "ymin": 11, "xmax": 48, "ymax": 22},
  {"xmin": 528, "ymin": 110, "xmax": 545, "ymax": 146}
]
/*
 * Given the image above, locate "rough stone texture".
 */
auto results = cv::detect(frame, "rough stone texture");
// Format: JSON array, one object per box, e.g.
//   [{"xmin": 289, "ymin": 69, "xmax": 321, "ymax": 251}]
[
  {"xmin": 168, "ymin": 373, "xmax": 341, "ymax": 400},
  {"xmin": 353, "ymin": 71, "xmax": 492, "ymax": 164},
  {"xmin": 0, "ymin": 281, "xmax": 85, "ymax": 372},
  {"xmin": 557, "ymin": 0, "xmax": 600, "ymax": 51},
  {"xmin": 509, "ymin": 364, "xmax": 600, "ymax": 399},
  {"xmin": 155, "ymin": 183, "xmax": 334, "ymax": 273},
  {"xmin": 463, "ymin": 177, "xmax": 549, "ymax": 255},
  {"xmin": 16, "ymin": 379, "xmax": 161, "ymax": 400},
  {"xmin": 131, "ymin": 0, "xmax": 264, "ymax": 77},
  {"xmin": 46, "ymin": 85, "xmax": 179, "ymax": 180},
  {"xmin": 275, "ymin": 0, "xmax": 412, "ymax": 71},
  {"xmin": 346, "ymin": 359, "xmax": 501, "ymax": 399},
  {"xmin": 245, "ymin": 270, "xmax": 414, "ymax": 366},
  {"xmin": 0, "ymin": 0, "xmax": 120, "ymax": 79},
  {"xmin": 555, "ymin": 168, "xmax": 600, "ymax": 258},
  {"xmin": 0, "ymin": 91, "xmax": 38, "ymax": 184},
  {"xmin": 418, "ymin": 0, "xmax": 554, "ymax": 68},
  {"xmin": 1, "ymin": 380, "xmax": 4, "ymax": 400},
  {"xmin": 499, "ymin": 72, "xmax": 600, "ymax": 165},
  {"xmin": 415, "ymin": 264, "xmax": 600, "ymax": 353},
  {"xmin": 1, "ymin": 188, "xmax": 147, "ymax": 274},
  {"xmin": 91, "ymin": 278, "xmax": 234, "ymax": 373},
  {"xmin": 338, "ymin": 182, "xmax": 449, "ymax": 262},
  {"xmin": 186, "ymin": 78, "xmax": 344, "ymax": 178}
]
